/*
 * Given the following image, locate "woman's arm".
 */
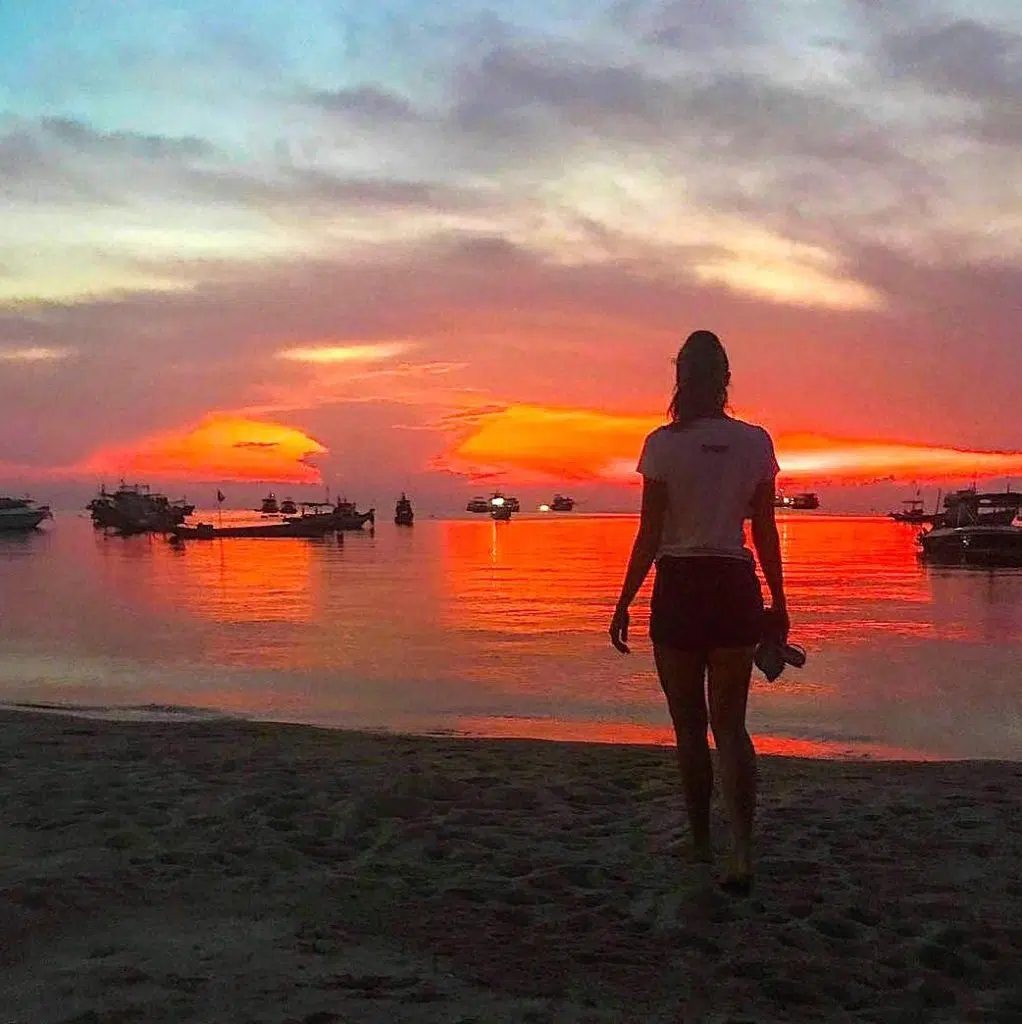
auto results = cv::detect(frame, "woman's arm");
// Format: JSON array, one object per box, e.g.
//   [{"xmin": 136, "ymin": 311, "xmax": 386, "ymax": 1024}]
[
  {"xmin": 749, "ymin": 479, "xmax": 789, "ymax": 635},
  {"xmin": 609, "ymin": 477, "xmax": 667, "ymax": 653}
]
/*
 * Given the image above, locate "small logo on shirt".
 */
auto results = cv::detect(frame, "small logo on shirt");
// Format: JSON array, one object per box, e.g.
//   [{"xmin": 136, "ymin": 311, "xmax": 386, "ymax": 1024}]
[{"xmin": 701, "ymin": 444, "xmax": 730, "ymax": 453}]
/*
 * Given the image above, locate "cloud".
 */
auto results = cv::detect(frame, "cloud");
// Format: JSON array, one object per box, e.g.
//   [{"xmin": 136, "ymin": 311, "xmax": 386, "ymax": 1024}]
[
  {"xmin": 275, "ymin": 342, "xmax": 413, "ymax": 364},
  {"xmin": 308, "ymin": 85, "xmax": 424, "ymax": 123},
  {"xmin": 878, "ymin": 18, "xmax": 1022, "ymax": 145},
  {"xmin": 0, "ymin": 346, "xmax": 74, "ymax": 363},
  {"xmin": 446, "ymin": 403, "xmax": 1022, "ymax": 483},
  {"xmin": 78, "ymin": 415, "xmax": 327, "ymax": 483}
]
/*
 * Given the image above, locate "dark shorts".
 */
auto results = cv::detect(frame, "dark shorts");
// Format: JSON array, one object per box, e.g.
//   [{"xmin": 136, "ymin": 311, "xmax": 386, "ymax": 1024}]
[{"xmin": 650, "ymin": 556, "xmax": 764, "ymax": 651}]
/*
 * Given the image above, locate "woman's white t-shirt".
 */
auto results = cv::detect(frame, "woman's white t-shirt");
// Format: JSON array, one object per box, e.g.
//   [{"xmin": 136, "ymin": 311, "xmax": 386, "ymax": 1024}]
[{"xmin": 637, "ymin": 416, "xmax": 779, "ymax": 562}]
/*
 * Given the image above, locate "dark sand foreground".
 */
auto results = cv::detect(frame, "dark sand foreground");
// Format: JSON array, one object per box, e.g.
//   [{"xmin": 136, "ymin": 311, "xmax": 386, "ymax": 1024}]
[{"xmin": 1, "ymin": 710, "xmax": 1020, "ymax": 1023}]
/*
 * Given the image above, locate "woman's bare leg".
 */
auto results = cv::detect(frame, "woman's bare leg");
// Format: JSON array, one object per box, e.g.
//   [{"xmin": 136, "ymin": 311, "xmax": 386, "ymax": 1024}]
[
  {"xmin": 707, "ymin": 647, "xmax": 757, "ymax": 885},
  {"xmin": 653, "ymin": 644, "xmax": 713, "ymax": 860}
]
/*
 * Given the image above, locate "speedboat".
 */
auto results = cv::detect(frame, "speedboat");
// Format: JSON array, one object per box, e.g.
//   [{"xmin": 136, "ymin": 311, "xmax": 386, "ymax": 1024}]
[{"xmin": 0, "ymin": 496, "xmax": 52, "ymax": 532}]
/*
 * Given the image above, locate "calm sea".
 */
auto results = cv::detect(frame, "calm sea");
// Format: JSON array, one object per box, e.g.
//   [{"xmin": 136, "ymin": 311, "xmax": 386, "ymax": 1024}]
[{"xmin": 1, "ymin": 513, "xmax": 1020, "ymax": 760}]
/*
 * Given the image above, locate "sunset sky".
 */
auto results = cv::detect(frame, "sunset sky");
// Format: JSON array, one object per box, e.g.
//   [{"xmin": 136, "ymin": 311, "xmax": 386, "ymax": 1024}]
[{"xmin": 2, "ymin": 1, "xmax": 1021, "ymax": 509}]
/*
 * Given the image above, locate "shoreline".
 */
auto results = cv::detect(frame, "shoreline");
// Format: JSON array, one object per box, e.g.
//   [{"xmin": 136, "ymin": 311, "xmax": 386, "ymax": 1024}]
[
  {"xmin": 2, "ymin": 709, "xmax": 1020, "ymax": 1022},
  {"xmin": 0, "ymin": 700, "xmax": 967, "ymax": 763}
]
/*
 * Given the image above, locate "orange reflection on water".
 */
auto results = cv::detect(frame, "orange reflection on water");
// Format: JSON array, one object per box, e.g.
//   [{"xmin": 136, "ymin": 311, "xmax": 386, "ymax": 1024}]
[
  {"xmin": 440, "ymin": 516, "xmax": 639, "ymax": 636},
  {"xmin": 453, "ymin": 716, "xmax": 934, "ymax": 758},
  {"xmin": 160, "ymin": 536, "xmax": 320, "ymax": 625},
  {"xmin": 775, "ymin": 515, "xmax": 934, "ymax": 644},
  {"xmin": 441, "ymin": 514, "xmax": 932, "ymax": 644}
]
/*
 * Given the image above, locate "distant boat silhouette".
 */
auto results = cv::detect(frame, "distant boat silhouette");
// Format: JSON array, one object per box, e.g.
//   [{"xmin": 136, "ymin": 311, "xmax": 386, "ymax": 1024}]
[
  {"xmin": 395, "ymin": 493, "xmax": 414, "ymax": 526},
  {"xmin": 774, "ymin": 491, "xmax": 819, "ymax": 510}
]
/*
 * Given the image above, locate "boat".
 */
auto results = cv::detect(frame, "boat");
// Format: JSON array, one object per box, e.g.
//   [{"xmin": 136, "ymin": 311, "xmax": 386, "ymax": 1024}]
[
  {"xmin": 260, "ymin": 493, "xmax": 279, "ymax": 515},
  {"xmin": 87, "ymin": 483, "xmax": 193, "ymax": 534},
  {"xmin": 774, "ymin": 491, "xmax": 820, "ymax": 510},
  {"xmin": 939, "ymin": 488, "xmax": 1022, "ymax": 527},
  {"xmin": 0, "ymin": 496, "xmax": 52, "ymax": 532},
  {"xmin": 488, "ymin": 493, "xmax": 514, "ymax": 517},
  {"xmin": 332, "ymin": 499, "xmax": 375, "ymax": 531},
  {"xmin": 395, "ymin": 493, "xmax": 414, "ymax": 526},
  {"xmin": 889, "ymin": 488, "xmax": 939, "ymax": 525},
  {"xmin": 468, "ymin": 492, "xmax": 519, "ymax": 515},
  {"xmin": 550, "ymin": 494, "xmax": 575, "ymax": 512},
  {"xmin": 918, "ymin": 522, "xmax": 1022, "ymax": 566},
  {"xmin": 171, "ymin": 518, "xmax": 335, "ymax": 541},
  {"xmin": 279, "ymin": 497, "xmax": 298, "ymax": 516}
]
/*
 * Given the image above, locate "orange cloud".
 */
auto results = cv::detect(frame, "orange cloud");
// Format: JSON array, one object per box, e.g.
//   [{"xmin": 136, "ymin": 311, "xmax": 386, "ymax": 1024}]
[
  {"xmin": 80, "ymin": 415, "xmax": 327, "ymax": 483},
  {"xmin": 449, "ymin": 405, "xmax": 652, "ymax": 480},
  {"xmin": 447, "ymin": 404, "xmax": 1022, "ymax": 484}
]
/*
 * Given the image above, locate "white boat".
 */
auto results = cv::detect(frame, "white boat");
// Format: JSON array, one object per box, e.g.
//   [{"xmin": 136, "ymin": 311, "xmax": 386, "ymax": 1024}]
[{"xmin": 0, "ymin": 496, "xmax": 52, "ymax": 532}]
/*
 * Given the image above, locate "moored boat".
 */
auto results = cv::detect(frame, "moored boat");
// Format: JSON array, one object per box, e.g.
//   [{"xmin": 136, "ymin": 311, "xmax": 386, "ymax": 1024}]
[
  {"xmin": 171, "ymin": 517, "xmax": 335, "ymax": 540},
  {"xmin": 87, "ymin": 482, "xmax": 192, "ymax": 533},
  {"xmin": 395, "ymin": 493, "xmax": 414, "ymax": 526},
  {"xmin": 468, "ymin": 492, "xmax": 520, "ymax": 514},
  {"xmin": 938, "ymin": 488, "xmax": 1022, "ymax": 528},
  {"xmin": 890, "ymin": 491, "xmax": 937, "ymax": 525},
  {"xmin": 332, "ymin": 499, "xmax": 375, "ymax": 531},
  {"xmin": 490, "ymin": 505, "xmax": 512, "ymax": 521},
  {"xmin": 0, "ymin": 496, "xmax": 52, "ymax": 532},
  {"xmin": 774, "ymin": 491, "xmax": 820, "ymax": 510},
  {"xmin": 918, "ymin": 522, "xmax": 1022, "ymax": 566},
  {"xmin": 550, "ymin": 494, "xmax": 575, "ymax": 512},
  {"xmin": 260, "ymin": 493, "xmax": 279, "ymax": 514},
  {"xmin": 279, "ymin": 497, "xmax": 298, "ymax": 516}
]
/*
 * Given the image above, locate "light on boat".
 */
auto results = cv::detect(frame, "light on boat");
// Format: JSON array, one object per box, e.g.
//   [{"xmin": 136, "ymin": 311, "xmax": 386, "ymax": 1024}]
[
  {"xmin": 491, "ymin": 496, "xmax": 505, "ymax": 507},
  {"xmin": 539, "ymin": 504, "xmax": 551, "ymax": 512}
]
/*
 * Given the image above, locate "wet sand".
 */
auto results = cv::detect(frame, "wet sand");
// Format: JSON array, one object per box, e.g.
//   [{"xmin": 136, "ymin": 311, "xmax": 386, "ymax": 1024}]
[{"xmin": 1, "ymin": 709, "xmax": 1020, "ymax": 1023}]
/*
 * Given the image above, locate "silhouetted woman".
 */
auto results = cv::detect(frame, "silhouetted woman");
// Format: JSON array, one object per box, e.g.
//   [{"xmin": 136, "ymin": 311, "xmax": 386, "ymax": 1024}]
[{"xmin": 609, "ymin": 330, "xmax": 787, "ymax": 894}]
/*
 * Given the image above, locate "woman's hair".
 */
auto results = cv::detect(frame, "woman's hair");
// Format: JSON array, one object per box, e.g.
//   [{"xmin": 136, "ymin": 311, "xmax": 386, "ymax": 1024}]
[{"xmin": 668, "ymin": 329, "xmax": 731, "ymax": 428}]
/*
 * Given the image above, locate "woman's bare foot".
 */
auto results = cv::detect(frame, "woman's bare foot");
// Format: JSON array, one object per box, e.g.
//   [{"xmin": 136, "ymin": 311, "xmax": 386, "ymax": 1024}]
[{"xmin": 720, "ymin": 849, "xmax": 754, "ymax": 895}]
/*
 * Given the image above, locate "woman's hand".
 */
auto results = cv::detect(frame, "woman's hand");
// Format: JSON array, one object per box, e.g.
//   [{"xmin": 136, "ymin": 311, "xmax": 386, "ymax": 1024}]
[
  {"xmin": 609, "ymin": 605, "xmax": 631, "ymax": 654},
  {"xmin": 763, "ymin": 605, "xmax": 790, "ymax": 643}
]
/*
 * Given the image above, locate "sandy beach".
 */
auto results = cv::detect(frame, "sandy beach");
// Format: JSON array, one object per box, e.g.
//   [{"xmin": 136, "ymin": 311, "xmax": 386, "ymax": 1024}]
[{"xmin": 1, "ymin": 710, "xmax": 1020, "ymax": 1023}]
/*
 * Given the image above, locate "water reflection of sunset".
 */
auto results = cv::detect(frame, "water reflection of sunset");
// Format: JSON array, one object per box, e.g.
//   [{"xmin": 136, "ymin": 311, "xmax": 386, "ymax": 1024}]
[
  {"xmin": 452, "ymin": 716, "xmax": 935, "ymax": 759},
  {"xmin": 776, "ymin": 515, "xmax": 933, "ymax": 644},
  {"xmin": 6, "ymin": 516, "xmax": 1020, "ymax": 759},
  {"xmin": 160, "ymin": 535, "xmax": 319, "ymax": 626},
  {"xmin": 440, "ymin": 517, "xmax": 643, "ymax": 636},
  {"xmin": 441, "ymin": 515, "xmax": 933, "ymax": 645}
]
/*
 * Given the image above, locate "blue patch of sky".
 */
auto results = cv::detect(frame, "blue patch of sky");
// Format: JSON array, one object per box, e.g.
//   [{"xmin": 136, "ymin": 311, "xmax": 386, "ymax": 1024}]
[{"xmin": 0, "ymin": 1, "xmax": 623, "ymax": 131}]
